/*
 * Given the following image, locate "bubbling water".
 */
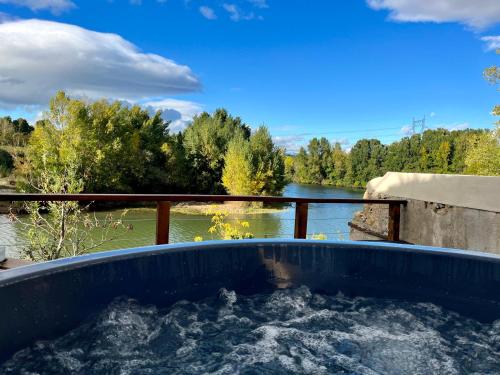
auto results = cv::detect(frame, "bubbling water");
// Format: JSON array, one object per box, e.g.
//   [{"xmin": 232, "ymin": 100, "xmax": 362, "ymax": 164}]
[{"xmin": 2, "ymin": 286, "xmax": 500, "ymax": 374}]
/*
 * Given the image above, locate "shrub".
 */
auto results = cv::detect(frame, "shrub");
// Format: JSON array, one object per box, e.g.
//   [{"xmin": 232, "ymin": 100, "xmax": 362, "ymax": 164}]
[{"xmin": 0, "ymin": 149, "xmax": 14, "ymax": 177}]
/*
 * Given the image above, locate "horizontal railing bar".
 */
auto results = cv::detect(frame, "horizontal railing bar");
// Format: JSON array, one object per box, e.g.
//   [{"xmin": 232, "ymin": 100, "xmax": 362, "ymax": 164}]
[{"xmin": 0, "ymin": 193, "xmax": 407, "ymax": 205}]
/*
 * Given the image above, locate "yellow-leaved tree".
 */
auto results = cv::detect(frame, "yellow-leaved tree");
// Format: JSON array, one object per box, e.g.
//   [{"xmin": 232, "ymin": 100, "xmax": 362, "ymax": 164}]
[
  {"xmin": 222, "ymin": 135, "xmax": 256, "ymax": 196},
  {"xmin": 194, "ymin": 207, "xmax": 254, "ymax": 242},
  {"xmin": 465, "ymin": 57, "xmax": 500, "ymax": 175}
]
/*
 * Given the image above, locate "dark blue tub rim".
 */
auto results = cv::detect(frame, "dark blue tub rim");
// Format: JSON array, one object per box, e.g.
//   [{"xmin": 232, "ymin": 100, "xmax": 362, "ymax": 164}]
[{"xmin": 1, "ymin": 239, "xmax": 499, "ymax": 286}]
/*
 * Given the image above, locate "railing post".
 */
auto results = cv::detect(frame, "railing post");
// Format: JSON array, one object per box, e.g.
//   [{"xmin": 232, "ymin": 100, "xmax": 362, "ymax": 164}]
[
  {"xmin": 387, "ymin": 203, "xmax": 400, "ymax": 242},
  {"xmin": 294, "ymin": 202, "xmax": 308, "ymax": 239},
  {"xmin": 156, "ymin": 201, "xmax": 171, "ymax": 245}
]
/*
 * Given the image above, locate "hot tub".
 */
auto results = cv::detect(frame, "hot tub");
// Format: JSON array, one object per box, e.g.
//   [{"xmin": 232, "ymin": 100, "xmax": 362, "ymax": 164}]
[{"xmin": 1, "ymin": 240, "xmax": 500, "ymax": 372}]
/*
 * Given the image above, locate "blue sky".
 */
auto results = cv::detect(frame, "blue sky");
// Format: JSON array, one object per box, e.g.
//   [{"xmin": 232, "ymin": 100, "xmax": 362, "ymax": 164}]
[{"xmin": 0, "ymin": 0, "xmax": 499, "ymax": 151}]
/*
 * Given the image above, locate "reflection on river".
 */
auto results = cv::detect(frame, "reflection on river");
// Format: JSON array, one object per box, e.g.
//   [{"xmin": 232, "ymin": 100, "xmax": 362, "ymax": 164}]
[{"xmin": 0, "ymin": 184, "xmax": 363, "ymax": 257}]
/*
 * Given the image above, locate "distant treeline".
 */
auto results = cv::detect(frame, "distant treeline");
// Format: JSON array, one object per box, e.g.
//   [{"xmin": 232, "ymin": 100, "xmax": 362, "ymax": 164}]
[
  {"xmin": 286, "ymin": 127, "xmax": 499, "ymax": 187},
  {"xmin": 1, "ymin": 91, "xmax": 498, "ymax": 193},
  {"xmin": 0, "ymin": 116, "xmax": 35, "ymax": 177},
  {"xmin": 3, "ymin": 92, "xmax": 286, "ymax": 196},
  {"xmin": 0, "ymin": 116, "xmax": 34, "ymax": 147}
]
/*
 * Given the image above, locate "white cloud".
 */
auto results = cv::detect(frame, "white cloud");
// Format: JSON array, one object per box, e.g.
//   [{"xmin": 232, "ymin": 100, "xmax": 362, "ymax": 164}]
[
  {"xmin": 199, "ymin": 5, "xmax": 216, "ymax": 20},
  {"xmin": 366, "ymin": 0, "xmax": 500, "ymax": 29},
  {"xmin": 0, "ymin": 19, "xmax": 201, "ymax": 108},
  {"xmin": 144, "ymin": 98, "xmax": 203, "ymax": 131},
  {"xmin": 481, "ymin": 36, "xmax": 500, "ymax": 51},
  {"xmin": 272, "ymin": 135, "xmax": 305, "ymax": 153},
  {"xmin": 400, "ymin": 125, "xmax": 413, "ymax": 135},
  {"xmin": 222, "ymin": 3, "xmax": 258, "ymax": 21},
  {"xmin": 430, "ymin": 111, "xmax": 436, "ymax": 118},
  {"xmin": 331, "ymin": 138, "xmax": 350, "ymax": 146},
  {"xmin": 441, "ymin": 122, "xmax": 469, "ymax": 131},
  {"xmin": 223, "ymin": 3, "xmax": 241, "ymax": 21},
  {"xmin": 0, "ymin": 0, "xmax": 75, "ymax": 14}
]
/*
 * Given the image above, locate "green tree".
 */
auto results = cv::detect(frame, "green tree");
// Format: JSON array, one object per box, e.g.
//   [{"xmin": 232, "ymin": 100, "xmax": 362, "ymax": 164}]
[
  {"xmin": 15, "ymin": 92, "xmax": 129, "ymax": 261},
  {"xmin": 25, "ymin": 91, "xmax": 173, "ymax": 194},
  {"xmin": 183, "ymin": 109, "xmax": 251, "ymax": 193},
  {"xmin": 318, "ymin": 137, "xmax": 332, "ymax": 182},
  {"xmin": 292, "ymin": 147, "xmax": 310, "ymax": 183},
  {"xmin": 306, "ymin": 138, "xmax": 324, "ymax": 184},
  {"xmin": 0, "ymin": 149, "xmax": 14, "ymax": 177},
  {"xmin": 222, "ymin": 126, "xmax": 286, "ymax": 196},
  {"xmin": 162, "ymin": 132, "xmax": 192, "ymax": 190},
  {"xmin": 329, "ymin": 142, "xmax": 348, "ymax": 184},
  {"xmin": 284, "ymin": 155, "xmax": 295, "ymax": 182},
  {"xmin": 465, "ymin": 58, "xmax": 500, "ymax": 176},
  {"xmin": 13, "ymin": 118, "xmax": 34, "ymax": 135},
  {"xmin": 435, "ymin": 141, "xmax": 451, "ymax": 173},
  {"xmin": 465, "ymin": 124, "xmax": 500, "ymax": 175},
  {"xmin": 349, "ymin": 139, "xmax": 386, "ymax": 186},
  {"xmin": 249, "ymin": 126, "xmax": 286, "ymax": 195},
  {"xmin": 24, "ymin": 92, "xmax": 84, "ymax": 190},
  {"xmin": 0, "ymin": 116, "xmax": 32, "ymax": 147}
]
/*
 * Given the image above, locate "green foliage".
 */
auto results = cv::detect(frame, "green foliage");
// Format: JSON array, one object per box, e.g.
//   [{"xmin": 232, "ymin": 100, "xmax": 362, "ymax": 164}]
[
  {"xmin": 14, "ymin": 93, "xmax": 285, "ymax": 197},
  {"xmin": 292, "ymin": 147, "xmax": 311, "ymax": 183},
  {"xmin": 289, "ymin": 128, "xmax": 491, "ymax": 188},
  {"xmin": 0, "ymin": 116, "xmax": 33, "ymax": 147},
  {"xmin": 329, "ymin": 142, "xmax": 348, "ymax": 184},
  {"xmin": 464, "ymin": 57, "xmax": 500, "ymax": 176},
  {"xmin": 162, "ymin": 132, "xmax": 192, "ymax": 190},
  {"xmin": 248, "ymin": 127, "xmax": 286, "ymax": 196},
  {"xmin": 284, "ymin": 155, "xmax": 295, "ymax": 182},
  {"xmin": 0, "ymin": 149, "xmax": 14, "ymax": 177},
  {"xmin": 183, "ymin": 109, "xmax": 251, "ymax": 194},
  {"xmin": 25, "ymin": 91, "xmax": 172, "ymax": 193},
  {"xmin": 9, "ymin": 88, "xmax": 498, "ymax": 202},
  {"xmin": 291, "ymin": 138, "xmax": 334, "ymax": 185},
  {"xmin": 465, "ymin": 125, "xmax": 500, "ymax": 175},
  {"xmin": 222, "ymin": 126, "xmax": 286, "ymax": 196},
  {"xmin": 484, "ymin": 65, "xmax": 500, "ymax": 86},
  {"xmin": 349, "ymin": 139, "xmax": 387, "ymax": 186}
]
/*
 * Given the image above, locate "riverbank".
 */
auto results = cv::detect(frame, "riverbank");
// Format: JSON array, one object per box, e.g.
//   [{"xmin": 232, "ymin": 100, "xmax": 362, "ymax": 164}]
[
  {"xmin": 172, "ymin": 202, "xmax": 288, "ymax": 215},
  {"xmin": 108, "ymin": 203, "xmax": 289, "ymax": 217},
  {"xmin": 289, "ymin": 180, "xmax": 367, "ymax": 191}
]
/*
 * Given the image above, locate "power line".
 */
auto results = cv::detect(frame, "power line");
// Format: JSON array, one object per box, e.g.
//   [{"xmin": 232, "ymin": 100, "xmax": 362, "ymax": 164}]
[{"xmin": 273, "ymin": 126, "xmax": 403, "ymax": 138}]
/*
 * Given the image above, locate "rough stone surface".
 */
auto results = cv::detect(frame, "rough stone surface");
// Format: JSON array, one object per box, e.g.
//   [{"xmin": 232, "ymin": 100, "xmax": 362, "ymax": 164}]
[{"xmin": 350, "ymin": 173, "xmax": 500, "ymax": 253}]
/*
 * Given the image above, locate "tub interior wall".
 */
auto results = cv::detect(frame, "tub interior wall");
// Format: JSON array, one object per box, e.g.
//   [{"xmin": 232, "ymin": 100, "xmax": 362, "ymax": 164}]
[{"xmin": 1, "ymin": 240, "xmax": 500, "ymax": 363}]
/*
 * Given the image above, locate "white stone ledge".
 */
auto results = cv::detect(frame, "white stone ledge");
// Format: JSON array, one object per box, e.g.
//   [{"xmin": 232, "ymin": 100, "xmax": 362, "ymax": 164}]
[{"xmin": 367, "ymin": 172, "xmax": 500, "ymax": 213}]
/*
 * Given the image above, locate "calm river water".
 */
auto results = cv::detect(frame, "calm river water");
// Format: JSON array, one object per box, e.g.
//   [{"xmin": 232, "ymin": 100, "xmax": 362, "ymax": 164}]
[{"xmin": 0, "ymin": 184, "xmax": 363, "ymax": 257}]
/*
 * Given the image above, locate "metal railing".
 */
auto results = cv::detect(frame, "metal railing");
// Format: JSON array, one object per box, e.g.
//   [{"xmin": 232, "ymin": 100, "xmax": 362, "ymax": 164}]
[{"xmin": 0, "ymin": 194, "xmax": 407, "ymax": 244}]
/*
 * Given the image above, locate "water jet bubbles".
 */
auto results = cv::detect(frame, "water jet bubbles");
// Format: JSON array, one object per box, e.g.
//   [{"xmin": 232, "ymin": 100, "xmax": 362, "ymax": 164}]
[
  {"xmin": 218, "ymin": 287, "xmax": 237, "ymax": 306},
  {"xmin": 3, "ymin": 287, "xmax": 500, "ymax": 374}
]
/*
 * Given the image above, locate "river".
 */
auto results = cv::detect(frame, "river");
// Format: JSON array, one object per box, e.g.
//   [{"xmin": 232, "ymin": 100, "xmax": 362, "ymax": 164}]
[{"xmin": 0, "ymin": 184, "xmax": 363, "ymax": 257}]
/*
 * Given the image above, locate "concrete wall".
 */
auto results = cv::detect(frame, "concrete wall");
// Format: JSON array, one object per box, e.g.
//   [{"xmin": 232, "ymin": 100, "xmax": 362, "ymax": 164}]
[{"xmin": 350, "ymin": 172, "xmax": 500, "ymax": 254}]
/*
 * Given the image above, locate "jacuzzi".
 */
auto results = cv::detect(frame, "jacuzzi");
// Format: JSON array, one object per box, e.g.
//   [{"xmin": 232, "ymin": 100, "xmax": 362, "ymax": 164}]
[{"xmin": 1, "ymin": 240, "xmax": 500, "ymax": 373}]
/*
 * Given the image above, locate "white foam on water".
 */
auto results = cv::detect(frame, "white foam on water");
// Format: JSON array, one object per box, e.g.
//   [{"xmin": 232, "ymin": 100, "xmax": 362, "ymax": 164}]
[{"xmin": 2, "ymin": 287, "xmax": 500, "ymax": 374}]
